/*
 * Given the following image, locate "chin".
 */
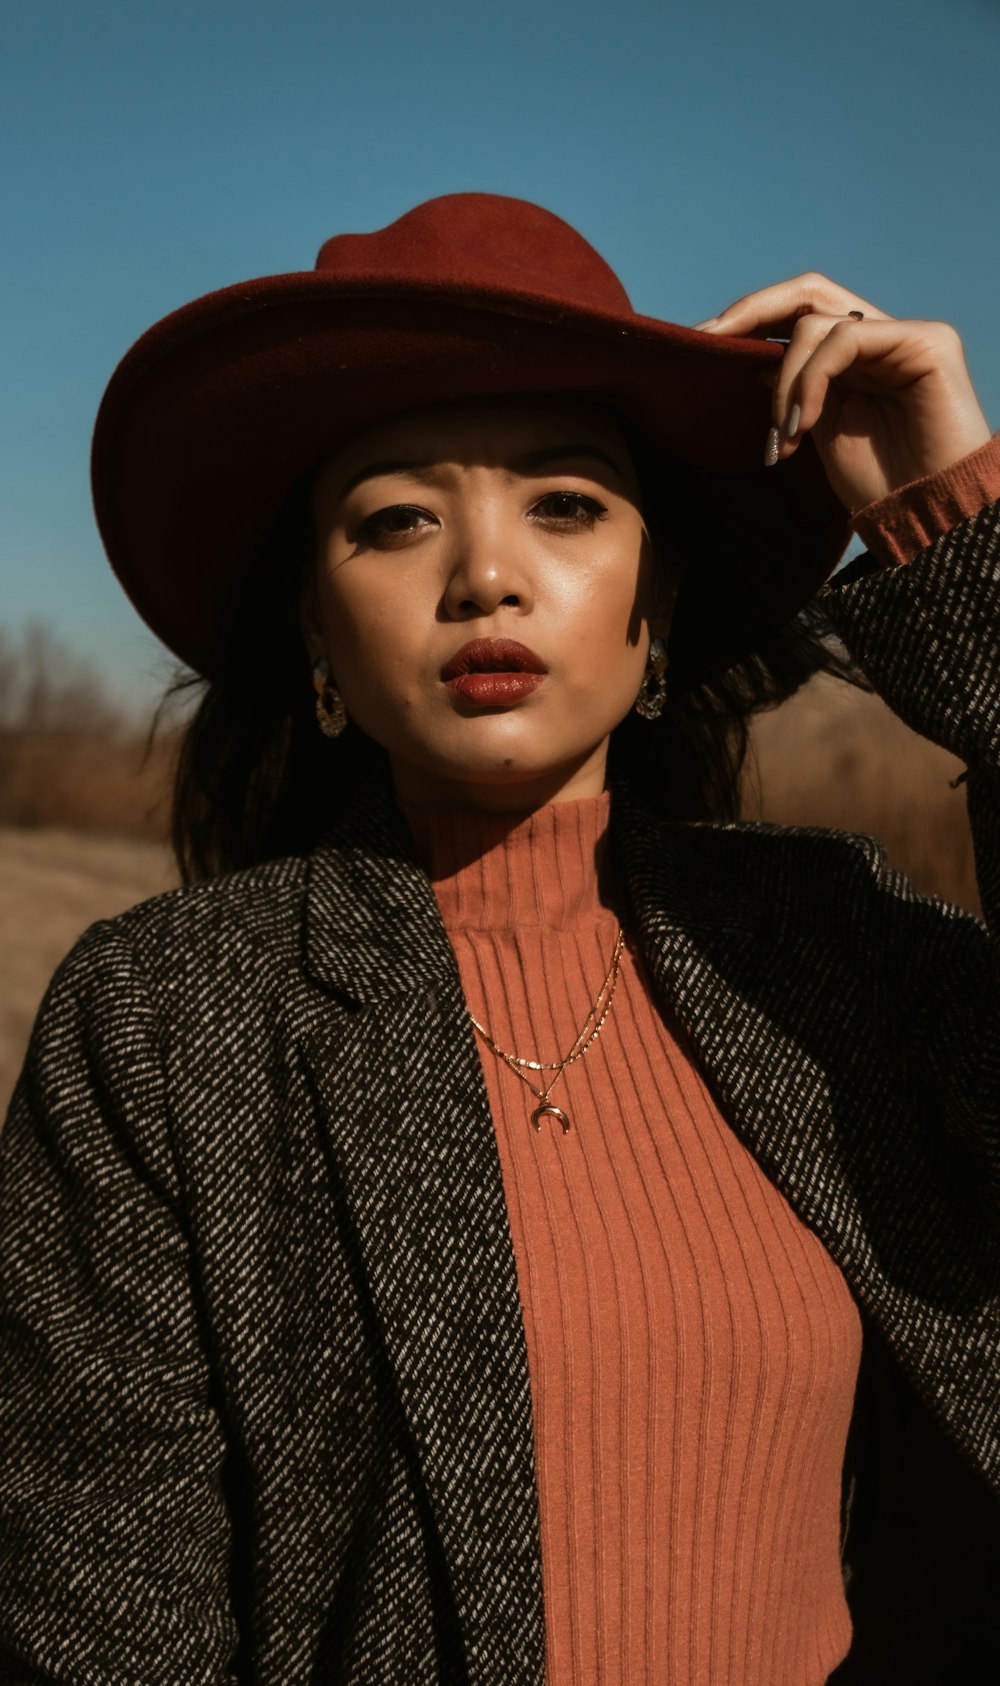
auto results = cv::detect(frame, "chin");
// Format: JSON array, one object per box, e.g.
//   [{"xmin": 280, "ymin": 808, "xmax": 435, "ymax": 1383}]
[{"xmin": 408, "ymin": 735, "xmax": 610, "ymax": 789}]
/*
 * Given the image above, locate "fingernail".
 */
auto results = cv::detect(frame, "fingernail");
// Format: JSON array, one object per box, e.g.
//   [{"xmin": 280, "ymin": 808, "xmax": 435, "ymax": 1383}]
[
  {"xmin": 764, "ymin": 426, "xmax": 780, "ymax": 467},
  {"xmin": 785, "ymin": 402, "xmax": 801, "ymax": 439},
  {"xmin": 694, "ymin": 317, "xmax": 720, "ymax": 331}
]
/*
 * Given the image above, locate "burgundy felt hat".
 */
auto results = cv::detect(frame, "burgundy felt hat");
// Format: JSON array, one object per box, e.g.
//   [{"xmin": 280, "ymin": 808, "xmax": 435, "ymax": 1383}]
[{"xmin": 91, "ymin": 192, "xmax": 851, "ymax": 687}]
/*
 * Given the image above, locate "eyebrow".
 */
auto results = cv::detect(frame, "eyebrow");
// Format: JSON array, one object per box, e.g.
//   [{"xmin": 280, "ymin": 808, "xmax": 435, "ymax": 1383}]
[{"xmin": 336, "ymin": 443, "xmax": 625, "ymax": 500}]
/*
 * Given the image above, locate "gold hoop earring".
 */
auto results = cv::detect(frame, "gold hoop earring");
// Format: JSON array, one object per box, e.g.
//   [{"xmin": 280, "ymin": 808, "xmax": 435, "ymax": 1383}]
[
  {"xmin": 312, "ymin": 657, "xmax": 348, "ymax": 738},
  {"xmin": 634, "ymin": 636, "xmax": 669, "ymax": 720}
]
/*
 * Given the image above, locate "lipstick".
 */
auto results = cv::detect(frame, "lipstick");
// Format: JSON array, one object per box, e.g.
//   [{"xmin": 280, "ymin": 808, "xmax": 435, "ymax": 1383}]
[
  {"xmin": 446, "ymin": 672, "xmax": 545, "ymax": 703},
  {"xmin": 442, "ymin": 638, "xmax": 547, "ymax": 707}
]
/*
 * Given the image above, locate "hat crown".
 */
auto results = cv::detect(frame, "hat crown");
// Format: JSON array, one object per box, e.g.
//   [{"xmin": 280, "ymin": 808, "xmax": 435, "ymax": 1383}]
[{"xmin": 314, "ymin": 192, "xmax": 634, "ymax": 316}]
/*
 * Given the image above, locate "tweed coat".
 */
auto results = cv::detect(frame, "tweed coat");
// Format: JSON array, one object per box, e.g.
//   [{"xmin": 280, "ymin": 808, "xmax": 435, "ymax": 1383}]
[{"xmin": 2, "ymin": 500, "xmax": 1000, "ymax": 1685}]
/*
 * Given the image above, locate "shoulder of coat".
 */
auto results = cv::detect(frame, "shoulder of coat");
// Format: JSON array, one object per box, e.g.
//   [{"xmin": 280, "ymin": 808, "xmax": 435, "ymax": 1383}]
[
  {"xmin": 94, "ymin": 850, "xmax": 311, "ymax": 973},
  {"xmin": 624, "ymin": 808, "xmax": 985, "ymax": 949}
]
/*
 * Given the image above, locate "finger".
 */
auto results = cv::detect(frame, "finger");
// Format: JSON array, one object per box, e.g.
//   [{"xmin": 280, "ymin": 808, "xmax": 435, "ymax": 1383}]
[
  {"xmin": 771, "ymin": 318, "xmax": 948, "ymax": 459},
  {"xmin": 696, "ymin": 270, "xmax": 894, "ymax": 338},
  {"xmin": 770, "ymin": 312, "xmax": 846, "ymax": 442}
]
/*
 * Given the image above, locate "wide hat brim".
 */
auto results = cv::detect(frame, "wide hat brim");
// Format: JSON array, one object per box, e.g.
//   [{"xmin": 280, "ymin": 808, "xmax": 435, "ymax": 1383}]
[{"xmin": 92, "ymin": 261, "xmax": 851, "ymax": 691}]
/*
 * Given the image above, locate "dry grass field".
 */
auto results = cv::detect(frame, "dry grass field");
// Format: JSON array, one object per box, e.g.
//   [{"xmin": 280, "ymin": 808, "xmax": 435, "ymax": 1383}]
[
  {"xmin": 0, "ymin": 668, "xmax": 980, "ymax": 1120},
  {"xmin": 0, "ymin": 828, "xmax": 176, "ymax": 1117}
]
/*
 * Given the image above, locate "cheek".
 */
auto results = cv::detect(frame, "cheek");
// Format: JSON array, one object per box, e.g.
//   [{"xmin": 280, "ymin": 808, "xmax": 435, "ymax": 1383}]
[
  {"xmin": 316, "ymin": 568, "xmax": 421, "ymax": 696},
  {"xmin": 558, "ymin": 533, "xmax": 654, "ymax": 662}
]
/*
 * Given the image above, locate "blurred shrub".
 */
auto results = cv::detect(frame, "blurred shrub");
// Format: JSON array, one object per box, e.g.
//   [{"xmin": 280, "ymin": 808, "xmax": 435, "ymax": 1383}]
[{"xmin": 0, "ymin": 623, "xmax": 176, "ymax": 838}]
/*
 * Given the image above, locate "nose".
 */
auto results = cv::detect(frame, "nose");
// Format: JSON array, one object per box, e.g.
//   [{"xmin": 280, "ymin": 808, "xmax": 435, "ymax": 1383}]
[{"xmin": 441, "ymin": 513, "xmax": 533, "ymax": 621}]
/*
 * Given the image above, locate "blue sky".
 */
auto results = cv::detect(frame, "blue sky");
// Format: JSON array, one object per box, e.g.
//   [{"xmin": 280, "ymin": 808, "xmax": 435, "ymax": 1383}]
[{"xmin": 3, "ymin": 0, "xmax": 998, "ymax": 710}]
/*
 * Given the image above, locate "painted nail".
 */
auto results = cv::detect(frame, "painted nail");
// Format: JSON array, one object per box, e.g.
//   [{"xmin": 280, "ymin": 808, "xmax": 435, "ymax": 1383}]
[
  {"xmin": 694, "ymin": 317, "xmax": 720, "ymax": 330},
  {"xmin": 764, "ymin": 426, "xmax": 781, "ymax": 467},
  {"xmin": 785, "ymin": 402, "xmax": 801, "ymax": 439}
]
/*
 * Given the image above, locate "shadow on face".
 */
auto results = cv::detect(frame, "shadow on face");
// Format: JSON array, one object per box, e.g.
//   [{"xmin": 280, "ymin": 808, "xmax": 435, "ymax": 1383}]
[{"xmin": 298, "ymin": 395, "xmax": 677, "ymax": 811}]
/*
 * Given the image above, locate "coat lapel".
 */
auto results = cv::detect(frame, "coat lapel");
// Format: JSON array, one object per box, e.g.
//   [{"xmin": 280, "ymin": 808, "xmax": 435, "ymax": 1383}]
[
  {"xmin": 612, "ymin": 786, "xmax": 998, "ymax": 1411},
  {"xmin": 614, "ymin": 794, "xmax": 824, "ymax": 1156},
  {"xmin": 298, "ymin": 783, "xmax": 544, "ymax": 1683},
  {"xmin": 612, "ymin": 784, "xmax": 870, "ymax": 1243}
]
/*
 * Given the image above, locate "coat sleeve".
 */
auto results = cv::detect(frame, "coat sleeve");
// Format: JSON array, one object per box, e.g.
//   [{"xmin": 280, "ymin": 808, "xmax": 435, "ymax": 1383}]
[
  {"xmin": 0, "ymin": 919, "xmax": 242, "ymax": 1683},
  {"xmin": 822, "ymin": 494, "xmax": 1000, "ymax": 1207},
  {"xmin": 816, "ymin": 500, "xmax": 1000, "ymax": 1680},
  {"xmin": 821, "ymin": 496, "xmax": 1000, "ymax": 1334},
  {"xmin": 816, "ymin": 499, "xmax": 998, "ymax": 1396}
]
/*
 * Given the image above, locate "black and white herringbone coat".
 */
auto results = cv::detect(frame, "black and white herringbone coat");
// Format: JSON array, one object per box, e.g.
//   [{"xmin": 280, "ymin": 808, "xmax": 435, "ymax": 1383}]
[{"xmin": 2, "ymin": 502, "xmax": 1000, "ymax": 1685}]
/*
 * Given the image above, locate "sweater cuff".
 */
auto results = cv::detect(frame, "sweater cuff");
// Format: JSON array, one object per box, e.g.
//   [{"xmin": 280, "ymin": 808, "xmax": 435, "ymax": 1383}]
[{"xmin": 851, "ymin": 431, "xmax": 1000, "ymax": 567}]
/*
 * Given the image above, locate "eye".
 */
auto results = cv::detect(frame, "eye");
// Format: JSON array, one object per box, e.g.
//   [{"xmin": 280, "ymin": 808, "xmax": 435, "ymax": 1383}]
[
  {"xmin": 530, "ymin": 491, "xmax": 608, "ymax": 529},
  {"xmin": 355, "ymin": 504, "xmax": 437, "ymax": 547}
]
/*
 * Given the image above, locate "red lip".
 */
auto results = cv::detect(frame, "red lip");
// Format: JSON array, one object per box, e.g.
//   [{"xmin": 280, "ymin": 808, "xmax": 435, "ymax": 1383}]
[
  {"xmin": 441, "ymin": 638, "xmax": 548, "ymax": 680},
  {"xmin": 445, "ymin": 672, "xmax": 545, "ymax": 705}
]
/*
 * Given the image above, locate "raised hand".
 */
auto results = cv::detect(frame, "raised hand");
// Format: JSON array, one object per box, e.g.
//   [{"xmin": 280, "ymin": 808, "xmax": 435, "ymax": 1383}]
[{"xmin": 695, "ymin": 272, "xmax": 992, "ymax": 512}]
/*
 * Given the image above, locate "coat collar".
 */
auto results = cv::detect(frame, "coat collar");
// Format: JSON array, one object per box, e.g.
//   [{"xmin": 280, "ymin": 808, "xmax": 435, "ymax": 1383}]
[
  {"xmin": 303, "ymin": 774, "xmax": 460, "ymax": 1005},
  {"xmin": 301, "ymin": 774, "xmax": 769, "ymax": 1005}
]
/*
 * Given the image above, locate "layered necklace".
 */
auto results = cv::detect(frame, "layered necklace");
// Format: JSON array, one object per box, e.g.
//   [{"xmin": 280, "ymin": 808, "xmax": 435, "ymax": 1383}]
[{"xmin": 467, "ymin": 925, "xmax": 626, "ymax": 1134}]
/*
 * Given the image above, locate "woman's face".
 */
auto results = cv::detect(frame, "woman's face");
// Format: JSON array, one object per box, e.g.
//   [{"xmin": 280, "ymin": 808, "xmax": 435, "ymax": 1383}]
[{"xmin": 302, "ymin": 395, "xmax": 675, "ymax": 811}]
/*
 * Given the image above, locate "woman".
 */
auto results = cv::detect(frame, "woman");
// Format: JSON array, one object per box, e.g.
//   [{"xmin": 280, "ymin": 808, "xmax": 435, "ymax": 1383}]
[{"xmin": 1, "ymin": 193, "xmax": 998, "ymax": 1684}]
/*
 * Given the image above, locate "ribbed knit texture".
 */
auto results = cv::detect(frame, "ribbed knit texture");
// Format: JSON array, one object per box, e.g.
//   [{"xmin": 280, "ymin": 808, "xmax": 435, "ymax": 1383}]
[
  {"xmin": 852, "ymin": 428, "xmax": 1000, "ymax": 566},
  {"xmin": 403, "ymin": 794, "xmax": 862, "ymax": 1686}
]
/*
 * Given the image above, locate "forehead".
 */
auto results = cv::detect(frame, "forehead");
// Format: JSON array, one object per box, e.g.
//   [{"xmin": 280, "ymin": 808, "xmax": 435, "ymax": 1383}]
[{"xmin": 314, "ymin": 393, "xmax": 636, "ymax": 497}]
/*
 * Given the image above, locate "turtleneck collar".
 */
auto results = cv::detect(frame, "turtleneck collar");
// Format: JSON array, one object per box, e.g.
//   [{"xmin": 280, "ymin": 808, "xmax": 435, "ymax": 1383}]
[{"xmin": 397, "ymin": 791, "xmax": 618, "ymax": 933}]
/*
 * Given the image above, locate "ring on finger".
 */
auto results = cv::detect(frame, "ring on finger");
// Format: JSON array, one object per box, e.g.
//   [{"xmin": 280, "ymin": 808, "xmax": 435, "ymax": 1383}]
[{"xmin": 847, "ymin": 309, "xmax": 864, "ymax": 321}]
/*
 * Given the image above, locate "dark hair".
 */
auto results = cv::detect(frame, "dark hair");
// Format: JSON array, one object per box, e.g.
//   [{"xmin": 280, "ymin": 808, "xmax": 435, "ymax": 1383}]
[{"xmin": 162, "ymin": 441, "xmax": 867, "ymax": 886}]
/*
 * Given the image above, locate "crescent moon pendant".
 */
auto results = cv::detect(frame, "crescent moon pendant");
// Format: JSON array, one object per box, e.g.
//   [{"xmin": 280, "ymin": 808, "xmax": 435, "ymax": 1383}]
[{"xmin": 531, "ymin": 1102, "xmax": 572, "ymax": 1134}]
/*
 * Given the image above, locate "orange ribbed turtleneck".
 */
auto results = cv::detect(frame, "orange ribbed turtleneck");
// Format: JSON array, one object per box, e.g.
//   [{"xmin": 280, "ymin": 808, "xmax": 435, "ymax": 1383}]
[{"xmin": 402, "ymin": 792, "xmax": 861, "ymax": 1685}]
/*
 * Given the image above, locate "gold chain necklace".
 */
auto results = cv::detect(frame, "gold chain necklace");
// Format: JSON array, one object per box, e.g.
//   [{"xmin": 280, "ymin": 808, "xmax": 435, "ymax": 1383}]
[{"xmin": 468, "ymin": 926, "xmax": 625, "ymax": 1134}]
